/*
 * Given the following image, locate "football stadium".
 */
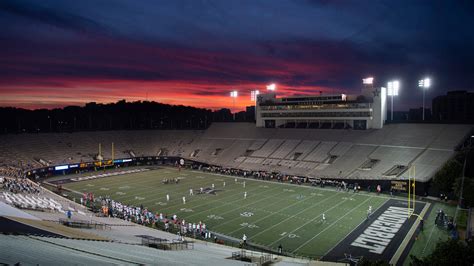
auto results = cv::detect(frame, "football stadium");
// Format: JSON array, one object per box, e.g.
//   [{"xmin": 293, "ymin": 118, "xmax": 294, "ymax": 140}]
[
  {"xmin": 1, "ymin": 115, "xmax": 473, "ymax": 265},
  {"xmin": 2, "ymin": 1, "xmax": 474, "ymax": 265}
]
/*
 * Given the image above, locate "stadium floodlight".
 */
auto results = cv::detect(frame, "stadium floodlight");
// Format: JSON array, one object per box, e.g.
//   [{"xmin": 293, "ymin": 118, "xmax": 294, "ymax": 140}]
[
  {"xmin": 418, "ymin": 78, "xmax": 431, "ymax": 121},
  {"xmin": 230, "ymin": 90, "xmax": 238, "ymax": 120},
  {"xmin": 362, "ymin": 77, "xmax": 374, "ymax": 85},
  {"xmin": 266, "ymin": 83, "xmax": 276, "ymax": 91},
  {"xmin": 387, "ymin": 80, "xmax": 400, "ymax": 121},
  {"xmin": 250, "ymin": 90, "xmax": 260, "ymax": 101}
]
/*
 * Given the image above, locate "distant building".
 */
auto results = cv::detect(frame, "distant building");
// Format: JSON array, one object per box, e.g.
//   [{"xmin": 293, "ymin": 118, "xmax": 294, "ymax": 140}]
[
  {"xmin": 255, "ymin": 85, "xmax": 387, "ymax": 129},
  {"xmin": 245, "ymin": 106, "xmax": 256, "ymax": 121},
  {"xmin": 408, "ymin": 108, "xmax": 431, "ymax": 121},
  {"xmin": 432, "ymin": 90, "xmax": 474, "ymax": 122}
]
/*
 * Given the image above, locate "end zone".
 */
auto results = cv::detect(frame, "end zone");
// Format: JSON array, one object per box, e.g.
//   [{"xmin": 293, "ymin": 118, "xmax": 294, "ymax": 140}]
[{"xmin": 323, "ymin": 199, "xmax": 428, "ymax": 263}]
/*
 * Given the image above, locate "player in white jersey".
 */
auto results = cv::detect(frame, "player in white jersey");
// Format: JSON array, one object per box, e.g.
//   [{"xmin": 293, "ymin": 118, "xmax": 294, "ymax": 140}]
[
  {"xmin": 223, "ymin": 181, "xmax": 226, "ymax": 187},
  {"xmin": 182, "ymin": 196, "xmax": 186, "ymax": 204},
  {"xmin": 166, "ymin": 194, "xmax": 170, "ymax": 201},
  {"xmin": 322, "ymin": 213, "xmax": 326, "ymax": 222},
  {"xmin": 244, "ymin": 191, "xmax": 247, "ymax": 199},
  {"xmin": 189, "ymin": 188, "xmax": 193, "ymax": 196},
  {"xmin": 212, "ymin": 183, "xmax": 215, "ymax": 189},
  {"xmin": 243, "ymin": 181, "xmax": 246, "ymax": 188}
]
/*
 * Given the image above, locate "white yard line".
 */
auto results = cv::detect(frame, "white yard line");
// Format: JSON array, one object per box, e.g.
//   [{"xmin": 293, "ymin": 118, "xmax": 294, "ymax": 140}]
[
  {"xmin": 321, "ymin": 197, "xmax": 390, "ymax": 258},
  {"xmin": 251, "ymin": 193, "xmax": 360, "ymax": 240},
  {"xmin": 292, "ymin": 196, "xmax": 373, "ymax": 252},
  {"xmin": 192, "ymin": 169, "xmax": 405, "ymax": 202},
  {"xmin": 422, "ymin": 222, "xmax": 436, "ymax": 255},
  {"xmin": 184, "ymin": 185, "xmax": 285, "ymax": 220},
  {"xmin": 225, "ymin": 187, "xmax": 343, "ymax": 235}
]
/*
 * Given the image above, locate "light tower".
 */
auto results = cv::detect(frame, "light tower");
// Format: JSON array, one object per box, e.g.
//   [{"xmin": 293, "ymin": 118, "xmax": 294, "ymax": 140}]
[
  {"xmin": 362, "ymin": 77, "xmax": 374, "ymax": 86},
  {"xmin": 230, "ymin": 90, "xmax": 238, "ymax": 121},
  {"xmin": 418, "ymin": 78, "xmax": 431, "ymax": 121},
  {"xmin": 266, "ymin": 83, "xmax": 276, "ymax": 91},
  {"xmin": 387, "ymin": 80, "xmax": 400, "ymax": 121},
  {"xmin": 250, "ymin": 90, "xmax": 260, "ymax": 102}
]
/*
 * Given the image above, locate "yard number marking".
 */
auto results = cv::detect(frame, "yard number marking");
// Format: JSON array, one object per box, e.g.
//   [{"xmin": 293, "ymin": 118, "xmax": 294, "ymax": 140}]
[{"xmin": 240, "ymin": 212, "xmax": 254, "ymax": 217}]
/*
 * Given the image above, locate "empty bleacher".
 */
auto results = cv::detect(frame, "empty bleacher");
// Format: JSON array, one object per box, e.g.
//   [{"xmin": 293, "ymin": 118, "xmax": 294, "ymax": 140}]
[
  {"xmin": 0, "ymin": 122, "xmax": 470, "ymax": 182},
  {"xmin": 269, "ymin": 139, "xmax": 301, "ymax": 159},
  {"xmin": 0, "ymin": 235, "xmax": 245, "ymax": 266},
  {"xmin": 285, "ymin": 140, "xmax": 319, "ymax": 161},
  {"xmin": 251, "ymin": 139, "xmax": 284, "ymax": 158},
  {"xmin": 349, "ymin": 146, "xmax": 423, "ymax": 179},
  {"xmin": 303, "ymin": 141, "xmax": 337, "ymax": 162}
]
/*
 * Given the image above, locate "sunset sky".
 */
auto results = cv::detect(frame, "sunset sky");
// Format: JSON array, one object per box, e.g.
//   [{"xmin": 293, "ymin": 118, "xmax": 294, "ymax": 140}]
[{"xmin": 1, "ymin": 0, "xmax": 473, "ymax": 111}]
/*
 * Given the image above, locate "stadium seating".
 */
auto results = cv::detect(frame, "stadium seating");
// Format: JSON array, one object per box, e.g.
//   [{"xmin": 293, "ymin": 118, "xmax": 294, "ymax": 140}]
[
  {"xmin": 269, "ymin": 139, "xmax": 301, "ymax": 159},
  {"xmin": 2, "ymin": 192, "xmax": 63, "ymax": 211},
  {"xmin": 0, "ymin": 235, "xmax": 245, "ymax": 266},
  {"xmin": 0, "ymin": 122, "xmax": 471, "ymax": 182}
]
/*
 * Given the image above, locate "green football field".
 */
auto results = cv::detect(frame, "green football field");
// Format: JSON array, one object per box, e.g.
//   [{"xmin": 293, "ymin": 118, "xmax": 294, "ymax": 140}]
[{"xmin": 64, "ymin": 167, "xmax": 390, "ymax": 258}]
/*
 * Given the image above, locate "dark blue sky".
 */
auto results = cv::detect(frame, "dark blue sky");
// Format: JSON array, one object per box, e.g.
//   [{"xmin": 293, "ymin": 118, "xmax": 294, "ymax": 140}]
[{"xmin": 1, "ymin": 0, "xmax": 473, "ymax": 110}]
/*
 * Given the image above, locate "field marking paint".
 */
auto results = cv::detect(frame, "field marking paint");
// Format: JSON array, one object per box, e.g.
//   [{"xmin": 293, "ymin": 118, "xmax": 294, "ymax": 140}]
[
  {"xmin": 226, "ymin": 189, "xmax": 341, "ymax": 235},
  {"xmin": 240, "ymin": 212, "xmax": 254, "ymax": 217},
  {"xmin": 207, "ymin": 214, "xmax": 224, "ymax": 220},
  {"xmin": 190, "ymin": 168, "xmax": 402, "ymax": 202},
  {"xmin": 422, "ymin": 222, "xmax": 436, "ymax": 255},
  {"xmin": 390, "ymin": 202, "xmax": 430, "ymax": 265},
  {"xmin": 212, "ymin": 186, "xmax": 330, "ymax": 231},
  {"xmin": 292, "ymin": 196, "xmax": 373, "ymax": 252},
  {"xmin": 248, "ymin": 191, "xmax": 347, "ymax": 239},
  {"xmin": 184, "ymin": 185, "xmax": 287, "ymax": 220},
  {"xmin": 80, "ymin": 169, "xmax": 246, "ymax": 207},
  {"xmin": 180, "ymin": 208, "xmax": 194, "ymax": 213},
  {"xmin": 240, "ymin": 222, "xmax": 259, "ymax": 229},
  {"xmin": 139, "ymin": 181, "xmax": 263, "ymax": 213},
  {"xmin": 322, "ymin": 197, "xmax": 389, "ymax": 258}
]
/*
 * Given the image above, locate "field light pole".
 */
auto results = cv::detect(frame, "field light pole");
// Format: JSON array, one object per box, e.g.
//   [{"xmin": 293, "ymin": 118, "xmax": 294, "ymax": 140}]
[
  {"xmin": 387, "ymin": 80, "xmax": 400, "ymax": 121},
  {"xmin": 266, "ymin": 83, "xmax": 276, "ymax": 91},
  {"xmin": 230, "ymin": 90, "xmax": 238, "ymax": 121},
  {"xmin": 418, "ymin": 78, "xmax": 431, "ymax": 121}
]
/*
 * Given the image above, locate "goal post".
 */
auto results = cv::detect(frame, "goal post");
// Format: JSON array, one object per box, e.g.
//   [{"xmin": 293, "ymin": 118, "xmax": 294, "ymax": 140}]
[{"xmin": 408, "ymin": 165, "xmax": 420, "ymax": 219}]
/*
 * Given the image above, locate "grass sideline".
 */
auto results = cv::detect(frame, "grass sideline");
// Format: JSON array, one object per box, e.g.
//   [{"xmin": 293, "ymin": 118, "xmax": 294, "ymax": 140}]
[
  {"xmin": 402, "ymin": 202, "xmax": 456, "ymax": 265},
  {"xmin": 64, "ymin": 167, "xmax": 399, "ymax": 258}
]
